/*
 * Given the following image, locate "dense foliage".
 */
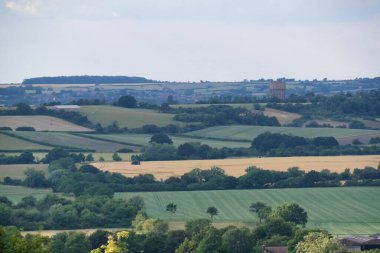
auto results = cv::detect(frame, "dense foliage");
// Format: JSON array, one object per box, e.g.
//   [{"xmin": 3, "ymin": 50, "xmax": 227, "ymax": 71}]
[
  {"xmin": 0, "ymin": 194, "xmax": 141, "ymax": 230},
  {"xmin": 168, "ymin": 105, "xmax": 280, "ymax": 126}
]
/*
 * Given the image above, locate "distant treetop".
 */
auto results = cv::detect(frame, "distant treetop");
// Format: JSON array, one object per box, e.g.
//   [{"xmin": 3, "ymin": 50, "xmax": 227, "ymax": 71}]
[{"xmin": 22, "ymin": 75, "xmax": 157, "ymax": 84}]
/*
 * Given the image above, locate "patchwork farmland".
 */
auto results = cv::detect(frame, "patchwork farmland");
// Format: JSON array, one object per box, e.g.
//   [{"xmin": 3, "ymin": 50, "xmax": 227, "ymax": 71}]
[
  {"xmin": 184, "ymin": 125, "xmax": 380, "ymax": 144},
  {"xmin": 83, "ymin": 133, "xmax": 251, "ymax": 149},
  {"xmin": 92, "ymin": 155, "xmax": 380, "ymax": 180},
  {"xmin": 0, "ymin": 133, "xmax": 51, "ymax": 151},
  {"xmin": 116, "ymin": 187, "xmax": 380, "ymax": 235},
  {"xmin": 7, "ymin": 131, "xmax": 136, "ymax": 152}
]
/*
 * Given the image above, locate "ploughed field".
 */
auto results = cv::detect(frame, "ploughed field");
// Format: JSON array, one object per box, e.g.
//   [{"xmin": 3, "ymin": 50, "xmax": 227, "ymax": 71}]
[
  {"xmin": 184, "ymin": 125, "xmax": 380, "ymax": 144},
  {"xmin": 116, "ymin": 187, "xmax": 380, "ymax": 235},
  {"xmin": 0, "ymin": 115, "xmax": 92, "ymax": 132},
  {"xmin": 92, "ymin": 155, "xmax": 380, "ymax": 180}
]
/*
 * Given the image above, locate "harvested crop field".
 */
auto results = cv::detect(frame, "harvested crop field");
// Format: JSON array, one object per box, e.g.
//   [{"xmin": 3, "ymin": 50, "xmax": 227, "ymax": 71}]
[
  {"xmin": 117, "ymin": 187, "xmax": 380, "ymax": 235},
  {"xmin": 0, "ymin": 115, "xmax": 92, "ymax": 131},
  {"xmin": 185, "ymin": 125, "xmax": 380, "ymax": 144},
  {"xmin": 92, "ymin": 155, "xmax": 380, "ymax": 180},
  {"xmin": 0, "ymin": 133, "xmax": 51, "ymax": 151},
  {"xmin": 79, "ymin": 106, "xmax": 181, "ymax": 128},
  {"xmin": 263, "ymin": 108, "xmax": 301, "ymax": 125},
  {"xmin": 0, "ymin": 164, "xmax": 48, "ymax": 180}
]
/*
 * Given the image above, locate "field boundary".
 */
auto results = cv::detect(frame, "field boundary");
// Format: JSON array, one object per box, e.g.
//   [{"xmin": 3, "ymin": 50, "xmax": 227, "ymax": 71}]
[{"xmin": 74, "ymin": 133, "xmax": 144, "ymax": 148}]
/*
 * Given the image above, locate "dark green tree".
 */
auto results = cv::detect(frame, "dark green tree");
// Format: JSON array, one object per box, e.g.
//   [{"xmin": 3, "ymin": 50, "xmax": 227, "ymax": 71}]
[{"xmin": 118, "ymin": 95, "xmax": 137, "ymax": 108}]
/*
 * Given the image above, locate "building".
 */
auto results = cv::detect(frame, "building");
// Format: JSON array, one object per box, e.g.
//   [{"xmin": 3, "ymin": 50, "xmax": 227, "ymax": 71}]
[
  {"xmin": 339, "ymin": 233, "xmax": 380, "ymax": 251},
  {"xmin": 262, "ymin": 246, "xmax": 288, "ymax": 253},
  {"xmin": 269, "ymin": 81, "xmax": 286, "ymax": 100},
  {"xmin": 48, "ymin": 105, "xmax": 81, "ymax": 111}
]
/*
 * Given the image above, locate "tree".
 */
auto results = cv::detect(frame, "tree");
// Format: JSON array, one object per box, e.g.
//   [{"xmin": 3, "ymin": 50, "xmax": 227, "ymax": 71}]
[
  {"xmin": 249, "ymin": 202, "xmax": 267, "ymax": 213},
  {"xmin": 258, "ymin": 206, "xmax": 272, "ymax": 223},
  {"xmin": 149, "ymin": 133, "xmax": 173, "ymax": 144},
  {"xmin": 85, "ymin": 154, "xmax": 94, "ymax": 162},
  {"xmin": 131, "ymin": 155, "xmax": 141, "ymax": 165},
  {"xmin": 112, "ymin": 153, "xmax": 122, "ymax": 161},
  {"xmin": 271, "ymin": 203, "xmax": 308, "ymax": 227},
  {"xmin": 221, "ymin": 227, "xmax": 253, "ymax": 253},
  {"xmin": 118, "ymin": 95, "xmax": 137, "ymax": 108},
  {"xmin": 206, "ymin": 206, "xmax": 218, "ymax": 219},
  {"xmin": 166, "ymin": 203, "xmax": 177, "ymax": 213},
  {"xmin": 24, "ymin": 169, "xmax": 50, "ymax": 188},
  {"xmin": 296, "ymin": 232, "xmax": 347, "ymax": 253},
  {"xmin": 44, "ymin": 148, "xmax": 69, "ymax": 163},
  {"xmin": 128, "ymin": 195, "xmax": 145, "ymax": 209}
]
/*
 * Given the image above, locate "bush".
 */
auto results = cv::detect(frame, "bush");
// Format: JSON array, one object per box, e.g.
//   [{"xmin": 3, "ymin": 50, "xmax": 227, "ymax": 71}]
[
  {"xmin": 15, "ymin": 126, "xmax": 35, "ymax": 131},
  {"xmin": 0, "ymin": 127, "xmax": 12, "ymax": 131},
  {"xmin": 117, "ymin": 148, "xmax": 134, "ymax": 153},
  {"xmin": 112, "ymin": 153, "xmax": 122, "ymax": 161}
]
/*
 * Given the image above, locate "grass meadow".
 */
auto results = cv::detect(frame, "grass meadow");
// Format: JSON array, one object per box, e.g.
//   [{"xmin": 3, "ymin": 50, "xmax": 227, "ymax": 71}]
[
  {"xmin": 116, "ymin": 187, "xmax": 380, "ymax": 235},
  {"xmin": 184, "ymin": 125, "xmax": 380, "ymax": 144},
  {"xmin": 79, "ymin": 106, "xmax": 181, "ymax": 128}
]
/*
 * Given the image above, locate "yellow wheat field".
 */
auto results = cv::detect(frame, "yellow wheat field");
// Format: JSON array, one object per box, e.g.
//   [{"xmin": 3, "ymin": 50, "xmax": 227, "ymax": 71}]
[{"xmin": 92, "ymin": 155, "xmax": 380, "ymax": 180}]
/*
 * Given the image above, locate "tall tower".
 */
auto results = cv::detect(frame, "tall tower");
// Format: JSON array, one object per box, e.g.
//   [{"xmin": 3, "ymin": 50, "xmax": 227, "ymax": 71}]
[{"xmin": 269, "ymin": 81, "xmax": 286, "ymax": 100}]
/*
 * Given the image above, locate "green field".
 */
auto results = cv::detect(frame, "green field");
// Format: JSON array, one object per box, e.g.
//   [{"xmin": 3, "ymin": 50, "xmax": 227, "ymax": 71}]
[
  {"xmin": 8, "ymin": 131, "xmax": 136, "ymax": 152},
  {"xmin": 0, "ymin": 164, "xmax": 48, "ymax": 180},
  {"xmin": 116, "ymin": 187, "xmax": 380, "ymax": 235},
  {"xmin": 184, "ymin": 125, "xmax": 380, "ymax": 144},
  {"xmin": 0, "ymin": 133, "xmax": 51, "ymax": 151},
  {"xmin": 0, "ymin": 184, "xmax": 53, "ymax": 203},
  {"xmin": 79, "ymin": 106, "xmax": 181, "ymax": 128},
  {"xmin": 83, "ymin": 133, "xmax": 251, "ymax": 149}
]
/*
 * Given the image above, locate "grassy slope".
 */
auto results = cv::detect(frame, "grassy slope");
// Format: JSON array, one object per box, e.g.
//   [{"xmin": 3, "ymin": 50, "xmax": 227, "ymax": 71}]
[
  {"xmin": 184, "ymin": 125, "xmax": 380, "ymax": 143},
  {"xmin": 0, "ymin": 164, "xmax": 48, "ymax": 180},
  {"xmin": 83, "ymin": 133, "xmax": 251, "ymax": 149},
  {"xmin": 0, "ymin": 133, "xmax": 51, "ymax": 151},
  {"xmin": 0, "ymin": 184, "xmax": 53, "ymax": 203},
  {"xmin": 116, "ymin": 187, "xmax": 380, "ymax": 235},
  {"xmin": 0, "ymin": 115, "xmax": 92, "ymax": 132},
  {"xmin": 79, "ymin": 106, "xmax": 180, "ymax": 128},
  {"xmin": 9, "ymin": 131, "xmax": 134, "ymax": 152}
]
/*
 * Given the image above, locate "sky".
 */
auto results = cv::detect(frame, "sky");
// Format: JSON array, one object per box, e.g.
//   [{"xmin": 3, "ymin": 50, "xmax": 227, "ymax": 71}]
[{"xmin": 0, "ymin": 0, "xmax": 380, "ymax": 83}]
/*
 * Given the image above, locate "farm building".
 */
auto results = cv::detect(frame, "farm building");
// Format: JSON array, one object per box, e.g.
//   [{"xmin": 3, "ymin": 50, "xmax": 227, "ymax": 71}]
[
  {"xmin": 269, "ymin": 81, "xmax": 286, "ymax": 100},
  {"xmin": 262, "ymin": 246, "xmax": 288, "ymax": 253},
  {"xmin": 49, "ymin": 105, "xmax": 81, "ymax": 111},
  {"xmin": 339, "ymin": 233, "xmax": 380, "ymax": 251}
]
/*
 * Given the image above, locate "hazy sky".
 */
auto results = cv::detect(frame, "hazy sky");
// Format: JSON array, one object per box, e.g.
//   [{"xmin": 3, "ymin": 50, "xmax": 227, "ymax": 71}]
[{"xmin": 0, "ymin": 0, "xmax": 380, "ymax": 83}]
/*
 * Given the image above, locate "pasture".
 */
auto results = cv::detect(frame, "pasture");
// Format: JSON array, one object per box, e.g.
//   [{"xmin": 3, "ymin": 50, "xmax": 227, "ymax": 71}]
[
  {"xmin": 9, "ymin": 131, "xmax": 135, "ymax": 152},
  {"xmin": 92, "ymin": 155, "xmax": 380, "ymax": 180},
  {"xmin": 0, "ymin": 184, "xmax": 53, "ymax": 203},
  {"xmin": 116, "ymin": 187, "xmax": 380, "ymax": 235},
  {"xmin": 0, "ymin": 115, "xmax": 92, "ymax": 132},
  {"xmin": 0, "ymin": 164, "xmax": 48, "ymax": 180},
  {"xmin": 79, "ymin": 106, "xmax": 180, "ymax": 128},
  {"xmin": 83, "ymin": 133, "xmax": 250, "ymax": 149},
  {"xmin": 0, "ymin": 133, "xmax": 51, "ymax": 151},
  {"xmin": 184, "ymin": 125, "xmax": 380, "ymax": 144}
]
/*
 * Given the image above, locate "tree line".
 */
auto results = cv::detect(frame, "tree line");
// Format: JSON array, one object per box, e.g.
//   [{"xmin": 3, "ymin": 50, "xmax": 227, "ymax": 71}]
[{"xmin": 22, "ymin": 75, "xmax": 156, "ymax": 84}]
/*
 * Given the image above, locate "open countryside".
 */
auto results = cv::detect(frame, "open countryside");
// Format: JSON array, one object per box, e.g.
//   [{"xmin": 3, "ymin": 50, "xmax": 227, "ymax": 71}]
[
  {"xmin": 83, "ymin": 133, "xmax": 251, "ymax": 149},
  {"xmin": 93, "ymin": 155, "xmax": 380, "ymax": 180},
  {"xmin": 117, "ymin": 187, "xmax": 380, "ymax": 235},
  {"xmin": 0, "ymin": 115, "xmax": 92, "ymax": 131},
  {"xmin": 79, "ymin": 105, "xmax": 181, "ymax": 128},
  {"xmin": 185, "ymin": 125, "xmax": 380, "ymax": 144}
]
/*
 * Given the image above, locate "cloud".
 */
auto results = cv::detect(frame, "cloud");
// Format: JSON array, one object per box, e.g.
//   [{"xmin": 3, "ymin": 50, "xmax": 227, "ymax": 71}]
[{"xmin": 4, "ymin": 0, "xmax": 39, "ymax": 15}]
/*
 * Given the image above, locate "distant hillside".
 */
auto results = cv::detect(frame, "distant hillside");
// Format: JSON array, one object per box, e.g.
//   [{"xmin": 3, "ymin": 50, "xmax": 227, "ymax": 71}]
[{"xmin": 22, "ymin": 75, "xmax": 157, "ymax": 84}]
